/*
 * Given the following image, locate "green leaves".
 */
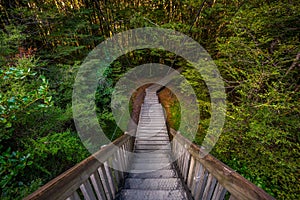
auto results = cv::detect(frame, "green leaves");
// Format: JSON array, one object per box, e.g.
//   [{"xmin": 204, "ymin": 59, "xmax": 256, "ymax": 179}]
[
  {"xmin": 0, "ymin": 25, "xmax": 26, "ymax": 65},
  {"xmin": 24, "ymin": 131, "xmax": 89, "ymax": 179},
  {"xmin": 0, "ymin": 0, "xmax": 298, "ymax": 199},
  {"xmin": 0, "ymin": 148, "xmax": 32, "ymax": 193},
  {"xmin": 0, "ymin": 57, "xmax": 52, "ymax": 137},
  {"xmin": 213, "ymin": 1, "xmax": 300, "ymax": 199}
]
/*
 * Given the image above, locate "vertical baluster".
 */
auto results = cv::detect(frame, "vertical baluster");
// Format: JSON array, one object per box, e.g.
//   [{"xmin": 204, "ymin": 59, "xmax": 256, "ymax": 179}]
[
  {"xmin": 183, "ymin": 151, "xmax": 191, "ymax": 182},
  {"xmin": 121, "ymin": 146, "xmax": 129, "ymax": 170},
  {"xmin": 182, "ymin": 146, "xmax": 187, "ymax": 174},
  {"xmin": 90, "ymin": 171, "xmax": 107, "ymax": 200},
  {"xmin": 79, "ymin": 179, "xmax": 97, "ymax": 200},
  {"xmin": 194, "ymin": 164, "xmax": 208, "ymax": 200},
  {"xmin": 104, "ymin": 160, "xmax": 116, "ymax": 198},
  {"xmin": 117, "ymin": 147, "xmax": 125, "ymax": 180},
  {"xmin": 120, "ymin": 144, "xmax": 126, "ymax": 172},
  {"xmin": 182, "ymin": 147, "xmax": 190, "ymax": 182},
  {"xmin": 123, "ymin": 144, "xmax": 129, "ymax": 171},
  {"xmin": 187, "ymin": 156, "xmax": 196, "ymax": 188},
  {"xmin": 98, "ymin": 165, "xmax": 113, "ymax": 200},
  {"xmin": 202, "ymin": 173, "xmax": 217, "ymax": 200},
  {"xmin": 111, "ymin": 154, "xmax": 120, "ymax": 187},
  {"xmin": 181, "ymin": 144, "xmax": 185, "ymax": 174},
  {"xmin": 127, "ymin": 141, "xmax": 131, "ymax": 167},
  {"xmin": 125, "ymin": 140, "xmax": 132, "ymax": 169},
  {"xmin": 211, "ymin": 182, "xmax": 227, "ymax": 200},
  {"xmin": 181, "ymin": 147, "xmax": 186, "ymax": 177},
  {"xmin": 191, "ymin": 161, "xmax": 202, "ymax": 197},
  {"xmin": 178, "ymin": 143, "xmax": 184, "ymax": 174}
]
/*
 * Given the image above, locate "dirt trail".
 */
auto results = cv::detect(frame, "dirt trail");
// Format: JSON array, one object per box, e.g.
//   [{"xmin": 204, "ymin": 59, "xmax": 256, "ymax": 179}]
[{"xmin": 129, "ymin": 85, "xmax": 178, "ymax": 131}]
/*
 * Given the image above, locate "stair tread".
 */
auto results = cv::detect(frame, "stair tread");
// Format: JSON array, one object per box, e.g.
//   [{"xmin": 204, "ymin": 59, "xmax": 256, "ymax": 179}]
[
  {"xmin": 135, "ymin": 141, "xmax": 170, "ymax": 144},
  {"xmin": 134, "ymin": 150, "xmax": 171, "ymax": 153},
  {"xmin": 135, "ymin": 146, "xmax": 171, "ymax": 150},
  {"xmin": 127, "ymin": 170, "xmax": 177, "ymax": 178},
  {"xmin": 131, "ymin": 153, "xmax": 171, "ymax": 157},
  {"xmin": 130, "ymin": 163, "xmax": 173, "ymax": 170},
  {"xmin": 132, "ymin": 158, "xmax": 171, "ymax": 163},
  {"xmin": 124, "ymin": 178, "xmax": 184, "ymax": 190},
  {"xmin": 116, "ymin": 189, "xmax": 188, "ymax": 200},
  {"xmin": 137, "ymin": 134, "xmax": 168, "ymax": 137},
  {"xmin": 135, "ymin": 137, "xmax": 169, "ymax": 141}
]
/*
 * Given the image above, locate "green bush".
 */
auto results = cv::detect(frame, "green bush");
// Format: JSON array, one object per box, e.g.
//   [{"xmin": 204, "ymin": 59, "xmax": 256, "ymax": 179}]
[
  {"xmin": 0, "ymin": 148, "xmax": 40, "ymax": 199},
  {"xmin": 24, "ymin": 131, "xmax": 89, "ymax": 181}
]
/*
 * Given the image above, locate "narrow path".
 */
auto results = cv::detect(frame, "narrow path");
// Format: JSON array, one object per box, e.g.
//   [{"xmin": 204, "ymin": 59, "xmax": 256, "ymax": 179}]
[{"xmin": 116, "ymin": 88, "xmax": 188, "ymax": 200}]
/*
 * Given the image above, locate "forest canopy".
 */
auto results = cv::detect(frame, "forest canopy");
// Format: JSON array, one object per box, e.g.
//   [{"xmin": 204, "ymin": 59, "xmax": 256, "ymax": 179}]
[{"xmin": 0, "ymin": 0, "xmax": 299, "ymax": 199}]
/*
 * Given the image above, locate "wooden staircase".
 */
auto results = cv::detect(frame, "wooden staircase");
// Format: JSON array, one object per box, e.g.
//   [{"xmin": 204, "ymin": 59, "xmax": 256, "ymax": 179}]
[
  {"xmin": 24, "ymin": 86, "xmax": 275, "ymax": 200},
  {"xmin": 115, "ymin": 89, "xmax": 188, "ymax": 199}
]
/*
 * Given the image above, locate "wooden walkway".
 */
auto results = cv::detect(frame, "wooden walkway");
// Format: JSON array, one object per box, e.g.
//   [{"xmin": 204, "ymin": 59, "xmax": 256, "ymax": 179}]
[
  {"xmin": 24, "ymin": 86, "xmax": 275, "ymax": 200},
  {"xmin": 116, "ymin": 88, "xmax": 188, "ymax": 199}
]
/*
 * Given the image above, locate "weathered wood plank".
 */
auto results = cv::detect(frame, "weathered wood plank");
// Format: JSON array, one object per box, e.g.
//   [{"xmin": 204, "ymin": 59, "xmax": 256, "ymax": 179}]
[
  {"xmin": 191, "ymin": 161, "xmax": 201, "ymax": 196},
  {"xmin": 187, "ymin": 156, "xmax": 196, "ymax": 189},
  {"xmin": 194, "ymin": 163, "xmax": 207, "ymax": 199},
  {"xmin": 99, "ymin": 164, "xmax": 113, "ymax": 200},
  {"xmin": 111, "ymin": 155, "xmax": 120, "ymax": 187},
  {"xmin": 116, "ymin": 149, "xmax": 125, "ymax": 180},
  {"xmin": 178, "ymin": 144, "xmax": 184, "ymax": 174},
  {"xmin": 90, "ymin": 171, "xmax": 107, "ymax": 200},
  {"xmin": 121, "ymin": 145, "xmax": 128, "ymax": 171},
  {"xmin": 211, "ymin": 182, "xmax": 227, "ymax": 200},
  {"xmin": 104, "ymin": 161, "xmax": 116, "ymax": 199},
  {"xmin": 79, "ymin": 180, "xmax": 97, "ymax": 200},
  {"xmin": 202, "ymin": 173, "xmax": 217, "ymax": 200},
  {"xmin": 182, "ymin": 150, "xmax": 190, "ymax": 182}
]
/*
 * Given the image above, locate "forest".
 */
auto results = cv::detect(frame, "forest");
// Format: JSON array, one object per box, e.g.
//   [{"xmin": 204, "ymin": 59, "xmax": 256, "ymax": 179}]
[{"xmin": 0, "ymin": 0, "xmax": 299, "ymax": 199}]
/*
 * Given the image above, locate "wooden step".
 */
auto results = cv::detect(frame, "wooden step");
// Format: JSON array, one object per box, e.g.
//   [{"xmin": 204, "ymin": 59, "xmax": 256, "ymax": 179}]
[
  {"xmin": 138, "ymin": 122, "xmax": 166, "ymax": 125},
  {"xmin": 132, "ymin": 157, "xmax": 172, "ymax": 163},
  {"xmin": 137, "ymin": 128, "xmax": 167, "ymax": 131},
  {"xmin": 136, "ymin": 134, "xmax": 168, "ymax": 138},
  {"xmin": 135, "ymin": 145, "xmax": 171, "ymax": 150},
  {"xmin": 124, "ymin": 178, "xmax": 184, "ymax": 190},
  {"xmin": 136, "ymin": 137, "xmax": 170, "ymax": 141},
  {"xmin": 134, "ymin": 149, "xmax": 171, "ymax": 153},
  {"xmin": 130, "ymin": 163, "xmax": 173, "ymax": 171},
  {"xmin": 131, "ymin": 153, "xmax": 171, "ymax": 159},
  {"xmin": 127, "ymin": 170, "xmax": 177, "ymax": 178},
  {"xmin": 136, "ymin": 140, "xmax": 170, "ymax": 145},
  {"xmin": 137, "ymin": 129, "xmax": 167, "ymax": 131},
  {"xmin": 116, "ymin": 189, "xmax": 188, "ymax": 200}
]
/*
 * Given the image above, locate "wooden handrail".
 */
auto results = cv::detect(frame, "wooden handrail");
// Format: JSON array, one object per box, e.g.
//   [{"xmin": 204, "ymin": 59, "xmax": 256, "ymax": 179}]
[
  {"xmin": 24, "ymin": 133, "xmax": 135, "ymax": 200},
  {"xmin": 169, "ymin": 128, "xmax": 275, "ymax": 200}
]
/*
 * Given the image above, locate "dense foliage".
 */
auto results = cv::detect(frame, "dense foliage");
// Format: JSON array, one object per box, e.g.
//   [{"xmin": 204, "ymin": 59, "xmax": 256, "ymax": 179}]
[{"xmin": 0, "ymin": 0, "xmax": 299, "ymax": 199}]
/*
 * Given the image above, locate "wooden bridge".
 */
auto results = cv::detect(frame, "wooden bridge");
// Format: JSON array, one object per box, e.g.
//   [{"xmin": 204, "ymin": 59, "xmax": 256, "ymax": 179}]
[{"xmin": 25, "ymin": 87, "xmax": 275, "ymax": 200}]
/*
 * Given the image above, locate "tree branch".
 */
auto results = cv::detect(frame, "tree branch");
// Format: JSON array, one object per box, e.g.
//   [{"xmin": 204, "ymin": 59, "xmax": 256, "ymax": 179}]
[{"xmin": 285, "ymin": 51, "xmax": 300, "ymax": 76}]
